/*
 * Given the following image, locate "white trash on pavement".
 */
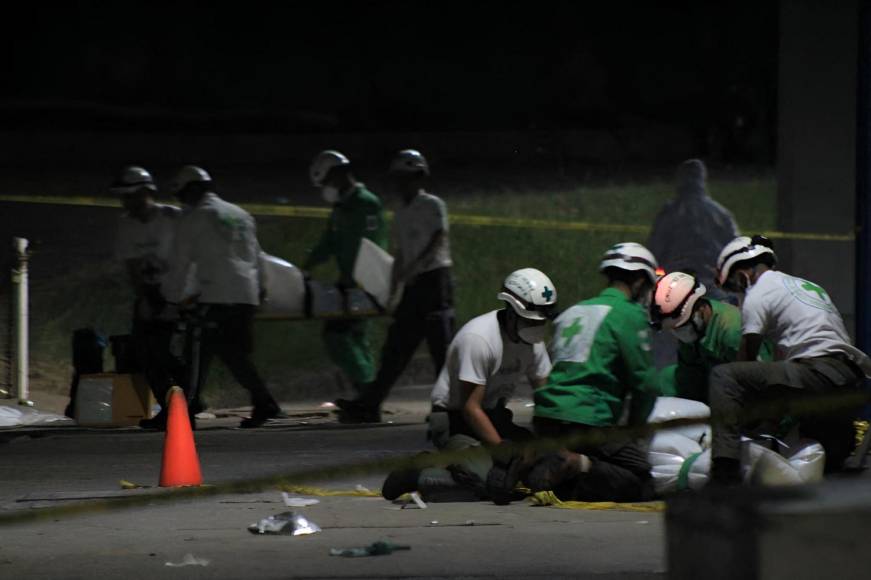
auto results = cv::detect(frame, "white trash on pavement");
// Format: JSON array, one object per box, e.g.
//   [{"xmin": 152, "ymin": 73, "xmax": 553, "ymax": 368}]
[{"xmin": 0, "ymin": 406, "xmax": 73, "ymax": 428}]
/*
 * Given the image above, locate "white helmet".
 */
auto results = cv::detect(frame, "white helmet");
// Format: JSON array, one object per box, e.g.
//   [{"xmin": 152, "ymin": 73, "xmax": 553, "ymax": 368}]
[
  {"xmin": 497, "ymin": 268, "xmax": 558, "ymax": 321},
  {"xmin": 389, "ymin": 149, "xmax": 429, "ymax": 175},
  {"xmin": 310, "ymin": 150, "xmax": 350, "ymax": 187},
  {"xmin": 599, "ymin": 242, "xmax": 658, "ymax": 284},
  {"xmin": 652, "ymin": 272, "xmax": 706, "ymax": 329},
  {"xmin": 169, "ymin": 165, "xmax": 212, "ymax": 194},
  {"xmin": 110, "ymin": 166, "xmax": 156, "ymax": 195},
  {"xmin": 716, "ymin": 235, "xmax": 776, "ymax": 287}
]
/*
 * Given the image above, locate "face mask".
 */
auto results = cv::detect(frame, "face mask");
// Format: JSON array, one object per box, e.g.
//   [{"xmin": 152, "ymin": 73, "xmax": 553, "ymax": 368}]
[
  {"xmin": 321, "ymin": 185, "xmax": 340, "ymax": 204},
  {"xmin": 518, "ymin": 322, "xmax": 548, "ymax": 344},
  {"xmin": 672, "ymin": 312, "xmax": 705, "ymax": 344}
]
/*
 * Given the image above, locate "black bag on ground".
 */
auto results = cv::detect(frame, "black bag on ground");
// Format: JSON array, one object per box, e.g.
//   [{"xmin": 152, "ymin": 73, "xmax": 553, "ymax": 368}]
[{"xmin": 64, "ymin": 328, "xmax": 106, "ymax": 418}]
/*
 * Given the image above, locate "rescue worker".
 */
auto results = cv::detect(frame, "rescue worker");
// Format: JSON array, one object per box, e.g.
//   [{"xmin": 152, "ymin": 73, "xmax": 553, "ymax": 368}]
[
  {"xmin": 709, "ymin": 235, "xmax": 871, "ymax": 482},
  {"xmin": 161, "ymin": 165, "xmax": 282, "ymax": 428},
  {"xmin": 337, "ymin": 150, "xmax": 455, "ymax": 423},
  {"xmin": 651, "ymin": 271, "xmax": 772, "ymax": 403},
  {"xmin": 521, "ymin": 243, "xmax": 661, "ymax": 503},
  {"xmin": 380, "ymin": 268, "xmax": 556, "ymax": 502},
  {"xmin": 303, "ymin": 151, "xmax": 388, "ymax": 410},
  {"xmin": 110, "ymin": 166, "xmax": 188, "ymax": 430}
]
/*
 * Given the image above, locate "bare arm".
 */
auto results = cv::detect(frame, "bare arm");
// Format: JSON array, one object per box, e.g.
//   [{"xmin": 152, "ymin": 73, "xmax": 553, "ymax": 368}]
[
  {"xmin": 398, "ymin": 229, "xmax": 445, "ymax": 284},
  {"xmin": 737, "ymin": 333, "xmax": 763, "ymax": 362},
  {"xmin": 461, "ymin": 381, "xmax": 501, "ymax": 446}
]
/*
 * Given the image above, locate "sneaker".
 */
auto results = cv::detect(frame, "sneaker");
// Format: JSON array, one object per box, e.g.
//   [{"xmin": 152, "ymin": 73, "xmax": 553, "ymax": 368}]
[
  {"xmin": 382, "ymin": 468, "xmax": 421, "ymax": 500},
  {"xmin": 239, "ymin": 403, "xmax": 282, "ymax": 429}
]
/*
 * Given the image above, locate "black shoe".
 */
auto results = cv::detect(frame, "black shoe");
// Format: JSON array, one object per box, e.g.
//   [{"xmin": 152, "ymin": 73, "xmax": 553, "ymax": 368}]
[
  {"xmin": 239, "ymin": 403, "xmax": 282, "ymax": 429},
  {"xmin": 139, "ymin": 412, "xmax": 167, "ymax": 431},
  {"xmin": 337, "ymin": 402, "xmax": 381, "ymax": 424},
  {"xmin": 710, "ymin": 457, "xmax": 743, "ymax": 487},
  {"xmin": 486, "ymin": 453, "xmax": 526, "ymax": 505},
  {"xmin": 334, "ymin": 398, "xmax": 358, "ymax": 411},
  {"xmin": 382, "ymin": 468, "xmax": 421, "ymax": 500}
]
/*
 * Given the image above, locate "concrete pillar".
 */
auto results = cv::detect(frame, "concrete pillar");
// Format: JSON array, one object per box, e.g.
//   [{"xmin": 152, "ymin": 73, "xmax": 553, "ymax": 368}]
[{"xmin": 777, "ymin": 0, "xmax": 859, "ymax": 332}]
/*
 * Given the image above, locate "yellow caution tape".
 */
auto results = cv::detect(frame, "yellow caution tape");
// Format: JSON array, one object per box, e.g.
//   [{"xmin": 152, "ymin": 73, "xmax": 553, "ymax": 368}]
[
  {"xmin": 0, "ymin": 194, "xmax": 855, "ymax": 242},
  {"xmin": 529, "ymin": 491, "xmax": 666, "ymax": 513},
  {"xmin": 278, "ymin": 484, "xmax": 380, "ymax": 498}
]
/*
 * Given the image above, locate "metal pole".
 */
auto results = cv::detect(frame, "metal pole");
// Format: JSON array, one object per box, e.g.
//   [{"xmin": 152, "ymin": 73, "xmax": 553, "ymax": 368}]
[{"xmin": 12, "ymin": 238, "xmax": 32, "ymax": 407}]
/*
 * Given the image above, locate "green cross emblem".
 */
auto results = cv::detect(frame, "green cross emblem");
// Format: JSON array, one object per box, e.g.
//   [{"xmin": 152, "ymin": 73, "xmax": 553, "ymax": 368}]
[
  {"xmin": 561, "ymin": 318, "xmax": 582, "ymax": 345},
  {"xmin": 802, "ymin": 281, "xmax": 827, "ymax": 301},
  {"xmin": 542, "ymin": 286, "xmax": 553, "ymax": 301}
]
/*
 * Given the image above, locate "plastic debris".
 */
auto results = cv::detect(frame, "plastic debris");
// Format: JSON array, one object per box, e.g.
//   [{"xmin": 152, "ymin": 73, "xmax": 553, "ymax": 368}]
[
  {"xmin": 354, "ymin": 484, "xmax": 371, "ymax": 493},
  {"xmin": 119, "ymin": 479, "xmax": 149, "ymax": 490},
  {"xmin": 0, "ymin": 406, "xmax": 73, "ymax": 428},
  {"xmin": 402, "ymin": 491, "xmax": 429, "ymax": 510},
  {"xmin": 165, "ymin": 553, "xmax": 210, "ymax": 567},
  {"xmin": 282, "ymin": 492, "xmax": 320, "ymax": 507},
  {"xmin": 329, "ymin": 541, "xmax": 411, "ymax": 558},
  {"xmin": 248, "ymin": 512, "xmax": 321, "ymax": 536},
  {"xmin": 319, "ymin": 402, "xmax": 336, "ymax": 409}
]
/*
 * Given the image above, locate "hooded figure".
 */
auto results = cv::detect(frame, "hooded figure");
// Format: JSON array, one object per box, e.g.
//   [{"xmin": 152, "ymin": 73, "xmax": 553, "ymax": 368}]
[{"xmin": 648, "ymin": 159, "xmax": 739, "ymax": 291}]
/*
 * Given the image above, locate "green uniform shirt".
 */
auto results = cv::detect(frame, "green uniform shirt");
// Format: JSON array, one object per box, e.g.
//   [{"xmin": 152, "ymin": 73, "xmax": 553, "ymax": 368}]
[
  {"xmin": 658, "ymin": 299, "xmax": 773, "ymax": 402},
  {"xmin": 305, "ymin": 184, "xmax": 387, "ymax": 286},
  {"xmin": 535, "ymin": 287, "xmax": 659, "ymax": 427}
]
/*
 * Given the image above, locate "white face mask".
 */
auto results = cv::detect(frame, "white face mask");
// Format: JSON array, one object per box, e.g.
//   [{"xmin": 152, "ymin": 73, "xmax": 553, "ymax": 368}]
[
  {"xmin": 517, "ymin": 320, "xmax": 548, "ymax": 344},
  {"xmin": 321, "ymin": 185, "xmax": 340, "ymax": 204},
  {"xmin": 671, "ymin": 312, "xmax": 705, "ymax": 344}
]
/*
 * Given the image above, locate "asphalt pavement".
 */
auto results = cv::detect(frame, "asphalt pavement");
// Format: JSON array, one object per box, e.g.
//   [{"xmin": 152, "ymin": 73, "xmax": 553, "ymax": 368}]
[{"xmin": 0, "ymin": 390, "xmax": 667, "ymax": 579}]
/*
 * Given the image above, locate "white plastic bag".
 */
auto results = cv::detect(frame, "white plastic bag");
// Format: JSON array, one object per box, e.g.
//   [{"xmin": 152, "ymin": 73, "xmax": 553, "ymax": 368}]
[{"xmin": 258, "ymin": 254, "xmax": 306, "ymax": 319}]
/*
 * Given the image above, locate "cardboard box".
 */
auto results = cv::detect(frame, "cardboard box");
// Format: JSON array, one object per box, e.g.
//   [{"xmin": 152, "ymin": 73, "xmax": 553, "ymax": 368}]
[{"xmin": 75, "ymin": 374, "xmax": 155, "ymax": 427}]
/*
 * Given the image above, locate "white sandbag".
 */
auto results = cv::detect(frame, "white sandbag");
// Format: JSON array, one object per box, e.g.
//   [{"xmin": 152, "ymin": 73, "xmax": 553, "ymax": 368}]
[
  {"xmin": 742, "ymin": 438, "xmax": 826, "ymax": 486},
  {"xmin": 0, "ymin": 406, "xmax": 73, "ymax": 428},
  {"xmin": 649, "ymin": 430, "xmax": 703, "ymax": 458},
  {"xmin": 788, "ymin": 440, "xmax": 826, "ymax": 483},
  {"xmin": 258, "ymin": 254, "xmax": 306, "ymax": 319},
  {"xmin": 353, "ymin": 238, "xmax": 402, "ymax": 310},
  {"xmin": 651, "ymin": 449, "xmax": 711, "ymax": 494},
  {"xmin": 649, "ymin": 397, "xmax": 710, "ymax": 423}
]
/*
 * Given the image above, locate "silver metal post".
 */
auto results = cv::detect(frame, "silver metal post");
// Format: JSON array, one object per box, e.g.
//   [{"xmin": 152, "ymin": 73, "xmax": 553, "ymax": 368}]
[{"xmin": 12, "ymin": 238, "xmax": 32, "ymax": 407}]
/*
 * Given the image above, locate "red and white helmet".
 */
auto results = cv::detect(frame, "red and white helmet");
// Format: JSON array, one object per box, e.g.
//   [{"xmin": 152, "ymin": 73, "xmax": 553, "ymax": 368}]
[
  {"xmin": 389, "ymin": 149, "xmax": 430, "ymax": 175},
  {"xmin": 310, "ymin": 150, "xmax": 350, "ymax": 187},
  {"xmin": 497, "ymin": 268, "xmax": 557, "ymax": 321},
  {"xmin": 652, "ymin": 272, "xmax": 706, "ymax": 329},
  {"xmin": 599, "ymin": 242, "xmax": 659, "ymax": 284},
  {"xmin": 715, "ymin": 236, "xmax": 776, "ymax": 287}
]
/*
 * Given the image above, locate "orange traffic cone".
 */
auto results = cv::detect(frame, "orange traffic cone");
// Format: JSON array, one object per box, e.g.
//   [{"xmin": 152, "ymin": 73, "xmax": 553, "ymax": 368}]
[{"xmin": 159, "ymin": 386, "xmax": 203, "ymax": 487}]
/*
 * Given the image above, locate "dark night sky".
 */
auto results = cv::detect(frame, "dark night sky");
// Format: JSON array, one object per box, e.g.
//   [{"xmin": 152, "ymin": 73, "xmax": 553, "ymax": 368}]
[{"xmin": 3, "ymin": 1, "xmax": 778, "ymax": 134}]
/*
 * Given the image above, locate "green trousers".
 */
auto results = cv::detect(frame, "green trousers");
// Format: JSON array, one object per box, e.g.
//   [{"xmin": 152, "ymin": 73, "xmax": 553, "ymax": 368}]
[{"xmin": 323, "ymin": 319, "xmax": 376, "ymax": 385}]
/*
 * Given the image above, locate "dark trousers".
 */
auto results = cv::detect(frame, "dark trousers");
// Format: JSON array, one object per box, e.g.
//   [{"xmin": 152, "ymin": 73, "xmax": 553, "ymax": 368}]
[
  {"xmin": 195, "ymin": 304, "xmax": 277, "ymax": 410},
  {"xmin": 533, "ymin": 417, "xmax": 655, "ymax": 502},
  {"xmin": 361, "ymin": 267, "xmax": 455, "ymax": 408},
  {"xmin": 429, "ymin": 405, "xmax": 533, "ymax": 449},
  {"xmin": 132, "ymin": 313, "xmax": 187, "ymax": 410},
  {"xmin": 709, "ymin": 355, "xmax": 863, "ymax": 472}
]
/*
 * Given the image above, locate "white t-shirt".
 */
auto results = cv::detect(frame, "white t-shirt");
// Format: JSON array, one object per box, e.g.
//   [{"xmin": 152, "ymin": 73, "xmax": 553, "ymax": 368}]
[
  {"xmin": 430, "ymin": 310, "xmax": 551, "ymax": 410},
  {"xmin": 116, "ymin": 204, "xmax": 181, "ymax": 286},
  {"xmin": 393, "ymin": 192, "xmax": 452, "ymax": 280},
  {"xmin": 742, "ymin": 270, "xmax": 871, "ymax": 371}
]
